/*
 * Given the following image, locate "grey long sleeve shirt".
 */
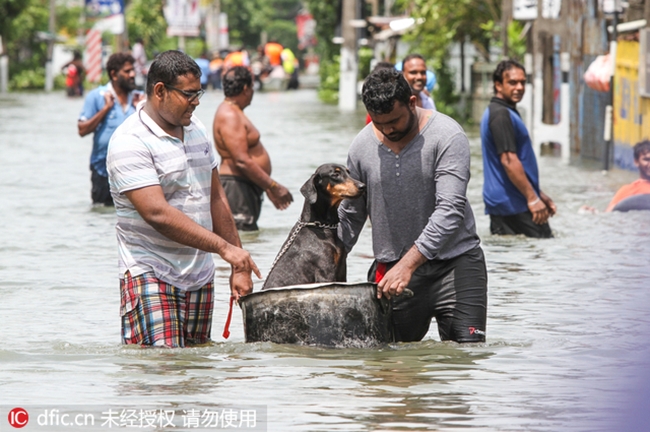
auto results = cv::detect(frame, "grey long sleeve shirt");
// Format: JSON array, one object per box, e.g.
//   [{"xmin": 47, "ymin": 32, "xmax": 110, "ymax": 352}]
[{"xmin": 338, "ymin": 111, "xmax": 480, "ymax": 262}]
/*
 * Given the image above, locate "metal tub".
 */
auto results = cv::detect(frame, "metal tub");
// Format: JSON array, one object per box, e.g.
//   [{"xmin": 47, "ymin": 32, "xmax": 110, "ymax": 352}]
[{"xmin": 239, "ymin": 282, "xmax": 394, "ymax": 348}]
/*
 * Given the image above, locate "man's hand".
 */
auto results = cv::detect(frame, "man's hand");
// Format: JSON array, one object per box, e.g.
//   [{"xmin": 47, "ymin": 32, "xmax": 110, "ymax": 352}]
[
  {"xmin": 377, "ymin": 261, "xmax": 414, "ymax": 299},
  {"xmin": 527, "ymin": 197, "xmax": 549, "ymax": 225},
  {"xmin": 220, "ymin": 243, "xmax": 261, "ymax": 277},
  {"xmin": 230, "ymin": 270, "xmax": 255, "ymax": 300},
  {"xmin": 540, "ymin": 191, "xmax": 557, "ymax": 216},
  {"xmin": 266, "ymin": 183, "xmax": 293, "ymax": 210},
  {"xmin": 103, "ymin": 91, "xmax": 115, "ymax": 110},
  {"xmin": 376, "ymin": 246, "xmax": 426, "ymax": 299},
  {"xmin": 220, "ymin": 244, "xmax": 261, "ymax": 300}
]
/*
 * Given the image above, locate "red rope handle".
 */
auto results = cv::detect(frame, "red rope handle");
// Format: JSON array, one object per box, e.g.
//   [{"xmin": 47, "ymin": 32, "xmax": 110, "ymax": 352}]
[
  {"xmin": 222, "ymin": 295, "xmax": 235, "ymax": 339},
  {"xmin": 375, "ymin": 262, "xmax": 387, "ymax": 283}
]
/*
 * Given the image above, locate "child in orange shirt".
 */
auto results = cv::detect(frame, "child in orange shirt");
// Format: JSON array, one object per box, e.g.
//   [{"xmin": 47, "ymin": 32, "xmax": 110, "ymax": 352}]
[{"xmin": 605, "ymin": 140, "xmax": 650, "ymax": 212}]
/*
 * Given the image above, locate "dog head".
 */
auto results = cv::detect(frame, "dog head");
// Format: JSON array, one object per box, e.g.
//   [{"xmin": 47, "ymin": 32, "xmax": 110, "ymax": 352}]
[{"xmin": 300, "ymin": 163, "xmax": 366, "ymax": 207}]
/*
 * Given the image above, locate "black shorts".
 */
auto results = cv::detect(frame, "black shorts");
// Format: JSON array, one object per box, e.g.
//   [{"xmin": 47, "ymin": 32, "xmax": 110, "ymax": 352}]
[
  {"xmin": 221, "ymin": 175, "xmax": 264, "ymax": 231},
  {"xmin": 490, "ymin": 212, "xmax": 553, "ymax": 238},
  {"xmin": 91, "ymin": 168, "xmax": 113, "ymax": 206},
  {"xmin": 368, "ymin": 247, "xmax": 488, "ymax": 343}
]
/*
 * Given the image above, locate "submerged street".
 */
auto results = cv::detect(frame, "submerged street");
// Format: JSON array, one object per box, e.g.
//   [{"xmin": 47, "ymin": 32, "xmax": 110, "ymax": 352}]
[{"xmin": 1, "ymin": 89, "xmax": 649, "ymax": 431}]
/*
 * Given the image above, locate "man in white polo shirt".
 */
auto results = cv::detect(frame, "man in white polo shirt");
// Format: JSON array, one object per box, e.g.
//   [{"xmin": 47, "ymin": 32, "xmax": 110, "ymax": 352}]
[{"xmin": 107, "ymin": 50, "xmax": 261, "ymax": 348}]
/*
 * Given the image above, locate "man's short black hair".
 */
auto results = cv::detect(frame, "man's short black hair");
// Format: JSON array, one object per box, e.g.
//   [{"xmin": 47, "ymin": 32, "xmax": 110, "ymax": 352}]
[
  {"xmin": 492, "ymin": 59, "xmax": 526, "ymax": 93},
  {"xmin": 222, "ymin": 66, "xmax": 252, "ymax": 97},
  {"xmin": 362, "ymin": 68, "xmax": 412, "ymax": 114},
  {"xmin": 401, "ymin": 54, "xmax": 425, "ymax": 70},
  {"xmin": 145, "ymin": 50, "xmax": 201, "ymax": 97},
  {"xmin": 372, "ymin": 61, "xmax": 394, "ymax": 73},
  {"xmin": 106, "ymin": 52, "xmax": 135, "ymax": 80},
  {"xmin": 634, "ymin": 140, "xmax": 650, "ymax": 160}
]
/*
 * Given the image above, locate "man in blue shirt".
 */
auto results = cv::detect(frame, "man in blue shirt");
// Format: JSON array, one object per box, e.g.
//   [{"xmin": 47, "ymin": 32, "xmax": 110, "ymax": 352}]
[
  {"xmin": 194, "ymin": 53, "xmax": 211, "ymax": 90},
  {"xmin": 480, "ymin": 59, "xmax": 556, "ymax": 238},
  {"xmin": 78, "ymin": 52, "xmax": 144, "ymax": 206}
]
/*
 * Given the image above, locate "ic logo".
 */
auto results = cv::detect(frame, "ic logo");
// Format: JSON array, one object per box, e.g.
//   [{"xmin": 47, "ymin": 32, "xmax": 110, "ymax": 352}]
[{"xmin": 8, "ymin": 407, "xmax": 29, "ymax": 428}]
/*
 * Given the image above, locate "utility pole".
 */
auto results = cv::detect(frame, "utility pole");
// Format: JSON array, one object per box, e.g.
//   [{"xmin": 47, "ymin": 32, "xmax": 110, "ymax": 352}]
[
  {"xmin": 603, "ymin": 0, "xmax": 621, "ymax": 170},
  {"xmin": 369, "ymin": 0, "xmax": 379, "ymax": 17},
  {"xmin": 501, "ymin": 0, "xmax": 512, "ymax": 58},
  {"xmin": 0, "ymin": 36, "xmax": 7, "ymax": 94},
  {"xmin": 206, "ymin": 0, "xmax": 221, "ymax": 53},
  {"xmin": 338, "ymin": 0, "xmax": 358, "ymax": 111},
  {"xmin": 384, "ymin": 0, "xmax": 394, "ymax": 16},
  {"xmin": 117, "ymin": 0, "xmax": 129, "ymax": 52},
  {"xmin": 45, "ymin": 0, "xmax": 56, "ymax": 92}
]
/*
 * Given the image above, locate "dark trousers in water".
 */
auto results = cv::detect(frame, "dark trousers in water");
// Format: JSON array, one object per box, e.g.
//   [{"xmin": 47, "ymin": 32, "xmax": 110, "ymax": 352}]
[
  {"xmin": 221, "ymin": 175, "xmax": 263, "ymax": 231},
  {"xmin": 489, "ymin": 212, "xmax": 553, "ymax": 238},
  {"xmin": 368, "ymin": 246, "xmax": 488, "ymax": 343},
  {"xmin": 91, "ymin": 168, "xmax": 113, "ymax": 206}
]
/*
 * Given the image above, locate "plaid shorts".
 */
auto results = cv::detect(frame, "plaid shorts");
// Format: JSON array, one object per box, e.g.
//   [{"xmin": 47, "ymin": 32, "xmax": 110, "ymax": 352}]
[{"xmin": 120, "ymin": 272, "xmax": 214, "ymax": 348}]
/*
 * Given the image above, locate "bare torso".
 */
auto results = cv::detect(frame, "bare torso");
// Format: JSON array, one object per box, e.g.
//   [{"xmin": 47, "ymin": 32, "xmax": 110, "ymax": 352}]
[{"xmin": 214, "ymin": 102, "xmax": 272, "ymax": 177}]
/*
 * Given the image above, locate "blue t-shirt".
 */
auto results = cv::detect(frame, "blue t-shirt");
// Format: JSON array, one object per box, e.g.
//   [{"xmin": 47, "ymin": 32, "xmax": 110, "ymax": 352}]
[
  {"xmin": 480, "ymin": 97, "xmax": 540, "ymax": 216},
  {"xmin": 194, "ymin": 58, "xmax": 210, "ymax": 86},
  {"xmin": 79, "ymin": 83, "xmax": 137, "ymax": 177}
]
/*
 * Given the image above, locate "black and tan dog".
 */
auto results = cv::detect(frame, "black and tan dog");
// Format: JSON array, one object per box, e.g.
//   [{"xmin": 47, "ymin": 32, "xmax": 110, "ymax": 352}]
[{"xmin": 262, "ymin": 163, "xmax": 366, "ymax": 290}]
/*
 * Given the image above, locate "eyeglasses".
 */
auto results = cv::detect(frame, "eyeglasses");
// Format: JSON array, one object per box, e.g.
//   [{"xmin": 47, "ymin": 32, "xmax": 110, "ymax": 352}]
[{"xmin": 164, "ymin": 84, "xmax": 205, "ymax": 102}]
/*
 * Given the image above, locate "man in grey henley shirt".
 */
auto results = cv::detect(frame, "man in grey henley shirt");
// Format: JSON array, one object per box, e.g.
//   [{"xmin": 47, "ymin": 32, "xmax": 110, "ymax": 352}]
[{"xmin": 339, "ymin": 69, "xmax": 487, "ymax": 343}]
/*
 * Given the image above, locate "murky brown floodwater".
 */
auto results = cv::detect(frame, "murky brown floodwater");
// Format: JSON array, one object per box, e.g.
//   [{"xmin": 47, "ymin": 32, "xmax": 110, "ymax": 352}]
[{"xmin": 1, "ymin": 89, "xmax": 649, "ymax": 431}]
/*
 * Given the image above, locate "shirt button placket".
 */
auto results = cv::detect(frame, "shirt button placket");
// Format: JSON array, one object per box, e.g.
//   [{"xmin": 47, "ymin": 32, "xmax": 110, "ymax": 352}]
[{"xmin": 396, "ymin": 155, "xmax": 400, "ymax": 178}]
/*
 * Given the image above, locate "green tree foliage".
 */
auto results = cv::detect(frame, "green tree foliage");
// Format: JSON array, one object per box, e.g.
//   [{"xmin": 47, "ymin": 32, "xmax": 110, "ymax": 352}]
[
  {"xmin": 57, "ymin": 4, "xmax": 85, "ymax": 41},
  {"xmin": 266, "ymin": 20, "xmax": 299, "ymax": 55},
  {"xmin": 395, "ymin": 0, "xmax": 503, "ymax": 117},
  {"xmin": 400, "ymin": 0, "xmax": 500, "ymax": 62},
  {"xmin": 1, "ymin": 0, "xmax": 87, "ymax": 89},
  {"xmin": 126, "ymin": 0, "xmax": 176, "ymax": 57},
  {"xmin": 265, "ymin": 0, "xmax": 302, "ymax": 54},
  {"xmin": 303, "ymin": 0, "xmax": 340, "ymax": 103},
  {"xmin": 317, "ymin": 55, "xmax": 340, "ymax": 104},
  {"xmin": 0, "ymin": 0, "xmax": 30, "ymax": 53},
  {"xmin": 303, "ymin": 0, "xmax": 338, "ymax": 62},
  {"xmin": 4, "ymin": 0, "xmax": 50, "ymax": 74},
  {"xmin": 220, "ymin": 0, "xmax": 301, "ymax": 51},
  {"xmin": 506, "ymin": 20, "xmax": 527, "ymax": 62}
]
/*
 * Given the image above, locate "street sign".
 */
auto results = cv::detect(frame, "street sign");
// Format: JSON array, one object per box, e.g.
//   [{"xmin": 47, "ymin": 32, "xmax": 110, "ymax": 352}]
[
  {"xmin": 513, "ymin": 0, "xmax": 562, "ymax": 20},
  {"xmin": 514, "ymin": 0, "xmax": 538, "ymax": 20},
  {"xmin": 85, "ymin": 0, "xmax": 123, "ymax": 18},
  {"xmin": 602, "ymin": 0, "xmax": 623, "ymax": 14},
  {"xmin": 164, "ymin": 0, "xmax": 201, "ymax": 37}
]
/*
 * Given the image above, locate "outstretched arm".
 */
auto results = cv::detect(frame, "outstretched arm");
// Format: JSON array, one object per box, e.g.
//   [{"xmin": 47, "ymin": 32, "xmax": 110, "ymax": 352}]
[{"xmin": 124, "ymin": 183, "xmax": 261, "ymax": 299}]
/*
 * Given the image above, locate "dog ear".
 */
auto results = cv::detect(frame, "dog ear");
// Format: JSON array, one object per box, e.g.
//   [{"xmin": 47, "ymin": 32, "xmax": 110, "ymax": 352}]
[{"xmin": 300, "ymin": 174, "xmax": 319, "ymax": 204}]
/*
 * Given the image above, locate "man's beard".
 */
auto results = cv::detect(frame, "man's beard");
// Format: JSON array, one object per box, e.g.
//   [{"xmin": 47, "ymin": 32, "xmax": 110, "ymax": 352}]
[
  {"xmin": 384, "ymin": 109, "xmax": 417, "ymax": 142},
  {"xmin": 116, "ymin": 76, "xmax": 135, "ymax": 92}
]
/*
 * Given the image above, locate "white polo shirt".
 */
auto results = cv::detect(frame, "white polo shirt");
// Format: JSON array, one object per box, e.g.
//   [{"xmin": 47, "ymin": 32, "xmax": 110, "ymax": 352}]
[{"xmin": 107, "ymin": 107, "xmax": 218, "ymax": 291}]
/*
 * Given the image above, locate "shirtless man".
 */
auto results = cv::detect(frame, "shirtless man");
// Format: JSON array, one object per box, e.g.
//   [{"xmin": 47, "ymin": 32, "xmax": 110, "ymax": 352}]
[{"xmin": 213, "ymin": 66, "xmax": 293, "ymax": 231}]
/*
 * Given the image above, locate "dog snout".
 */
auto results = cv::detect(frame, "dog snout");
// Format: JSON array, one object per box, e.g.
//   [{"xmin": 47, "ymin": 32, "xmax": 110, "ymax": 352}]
[{"xmin": 342, "ymin": 178, "xmax": 365, "ymax": 198}]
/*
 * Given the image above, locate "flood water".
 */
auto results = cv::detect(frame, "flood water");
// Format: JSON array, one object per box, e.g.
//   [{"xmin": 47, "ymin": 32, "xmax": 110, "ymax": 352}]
[{"xmin": 1, "ymin": 89, "xmax": 649, "ymax": 431}]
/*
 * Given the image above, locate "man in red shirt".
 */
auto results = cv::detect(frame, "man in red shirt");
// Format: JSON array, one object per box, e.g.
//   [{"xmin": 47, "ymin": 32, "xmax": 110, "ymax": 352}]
[{"xmin": 606, "ymin": 140, "xmax": 650, "ymax": 212}]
